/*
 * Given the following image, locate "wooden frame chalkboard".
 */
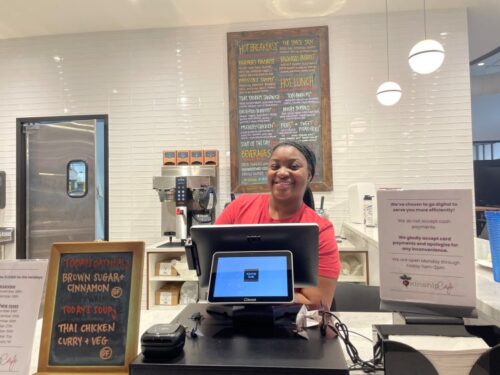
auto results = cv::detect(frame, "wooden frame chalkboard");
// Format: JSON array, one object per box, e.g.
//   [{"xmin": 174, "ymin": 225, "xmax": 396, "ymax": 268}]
[
  {"xmin": 36, "ymin": 241, "xmax": 144, "ymax": 375},
  {"xmin": 228, "ymin": 26, "xmax": 332, "ymax": 193}
]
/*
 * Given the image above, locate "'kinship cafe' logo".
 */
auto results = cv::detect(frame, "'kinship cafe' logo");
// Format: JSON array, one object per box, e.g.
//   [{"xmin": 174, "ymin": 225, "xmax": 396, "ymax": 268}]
[{"xmin": 400, "ymin": 274, "xmax": 412, "ymax": 287}]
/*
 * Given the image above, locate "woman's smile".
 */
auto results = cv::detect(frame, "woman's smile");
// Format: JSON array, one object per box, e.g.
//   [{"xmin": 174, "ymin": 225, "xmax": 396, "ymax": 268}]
[{"xmin": 273, "ymin": 179, "xmax": 293, "ymax": 188}]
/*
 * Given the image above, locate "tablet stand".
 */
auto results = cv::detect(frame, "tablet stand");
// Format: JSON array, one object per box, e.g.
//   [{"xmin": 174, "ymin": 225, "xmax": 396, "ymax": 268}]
[{"xmin": 206, "ymin": 304, "xmax": 301, "ymax": 330}]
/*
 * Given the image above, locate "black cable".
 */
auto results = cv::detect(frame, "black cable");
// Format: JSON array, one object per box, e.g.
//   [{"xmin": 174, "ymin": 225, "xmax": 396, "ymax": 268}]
[
  {"xmin": 349, "ymin": 330, "xmax": 374, "ymax": 343},
  {"xmin": 189, "ymin": 312, "xmax": 203, "ymax": 338},
  {"xmin": 324, "ymin": 312, "xmax": 384, "ymax": 373}
]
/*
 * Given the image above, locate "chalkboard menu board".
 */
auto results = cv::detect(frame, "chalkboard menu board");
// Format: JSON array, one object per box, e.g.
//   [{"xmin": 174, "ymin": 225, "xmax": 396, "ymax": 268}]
[
  {"xmin": 228, "ymin": 26, "xmax": 332, "ymax": 193},
  {"xmin": 36, "ymin": 241, "xmax": 144, "ymax": 374}
]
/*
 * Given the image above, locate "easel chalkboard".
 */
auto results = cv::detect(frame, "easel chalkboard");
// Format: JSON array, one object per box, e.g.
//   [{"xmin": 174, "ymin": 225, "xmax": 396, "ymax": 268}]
[
  {"xmin": 228, "ymin": 26, "xmax": 332, "ymax": 193},
  {"xmin": 36, "ymin": 241, "xmax": 144, "ymax": 375}
]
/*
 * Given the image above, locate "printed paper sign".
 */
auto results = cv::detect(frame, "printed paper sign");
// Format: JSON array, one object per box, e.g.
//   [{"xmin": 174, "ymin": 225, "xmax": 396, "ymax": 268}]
[
  {"xmin": 0, "ymin": 260, "xmax": 48, "ymax": 374},
  {"xmin": 377, "ymin": 189, "xmax": 476, "ymax": 308}
]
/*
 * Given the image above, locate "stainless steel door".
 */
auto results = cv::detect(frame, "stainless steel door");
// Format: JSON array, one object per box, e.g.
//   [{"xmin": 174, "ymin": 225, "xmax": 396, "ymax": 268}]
[{"xmin": 24, "ymin": 119, "xmax": 104, "ymax": 259}]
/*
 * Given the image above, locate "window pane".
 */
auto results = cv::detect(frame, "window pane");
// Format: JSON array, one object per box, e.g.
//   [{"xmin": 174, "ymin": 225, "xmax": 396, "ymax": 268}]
[
  {"xmin": 67, "ymin": 160, "xmax": 87, "ymax": 197},
  {"xmin": 493, "ymin": 143, "xmax": 500, "ymax": 160},
  {"xmin": 477, "ymin": 144, "xmax": 484, "ymax": 160},
  {"xmin": 484, "ymin": 144, "xmax": 492, "ymax": 160}
]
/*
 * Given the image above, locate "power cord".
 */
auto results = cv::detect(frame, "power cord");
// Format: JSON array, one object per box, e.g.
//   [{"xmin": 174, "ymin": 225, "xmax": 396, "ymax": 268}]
[
  {"xmin": 188, "ymin": 312, "xmax": 203, "ymax": 338},
  {"xmin": 324, "ymin": 311, "xmax": 384, "ymax": 373}
]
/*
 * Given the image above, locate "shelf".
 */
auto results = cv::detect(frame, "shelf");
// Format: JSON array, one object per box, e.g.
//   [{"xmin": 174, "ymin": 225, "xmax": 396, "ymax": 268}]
[
  {"xmin": 150, "ymin": 275, "xmax": 198, "ymax": 282},
  {"xmin": 146, "ymin": 248, "xmax": 199, "ymax": 309},
  {"xmin": 147, "ymin": 304, "xmax": 188, "ymax": 312},
  {"xmin": 339, "ymin": 275, "xmax": 367, "ymax": 283},
  {"xmin": 337, "ymin": 239, "xmax": 356, "ymax": 251},
  {"xmin": 339, "ymin": 250, "xmax": 368, "ymax": 285}
]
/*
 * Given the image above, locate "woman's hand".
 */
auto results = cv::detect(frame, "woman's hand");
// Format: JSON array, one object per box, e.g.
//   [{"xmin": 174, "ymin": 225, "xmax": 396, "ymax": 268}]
[{"xmin": 294, "ymin": 276, "xmax": 337, "ymax": 306}]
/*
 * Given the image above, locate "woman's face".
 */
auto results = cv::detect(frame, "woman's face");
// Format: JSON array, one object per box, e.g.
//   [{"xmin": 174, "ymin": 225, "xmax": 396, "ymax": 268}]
[{"xmin": 267, "ymin": 145, "xmax": 311, "ymax": 204}]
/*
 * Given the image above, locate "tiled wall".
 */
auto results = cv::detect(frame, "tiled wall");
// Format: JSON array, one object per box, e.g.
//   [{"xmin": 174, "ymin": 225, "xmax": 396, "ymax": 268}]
[{"xmin": 0, "ymin": 9, "xmax": 472, "ymax": 257}]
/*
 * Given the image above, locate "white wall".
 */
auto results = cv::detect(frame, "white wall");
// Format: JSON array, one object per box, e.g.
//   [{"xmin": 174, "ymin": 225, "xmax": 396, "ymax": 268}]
[{"xmin": 0, "ymin": 8, "xmax": 472, "ymax": 257}]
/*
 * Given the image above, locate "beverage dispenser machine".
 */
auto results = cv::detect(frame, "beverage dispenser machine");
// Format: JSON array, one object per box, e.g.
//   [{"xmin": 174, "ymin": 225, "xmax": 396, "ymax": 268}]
[{"xmin": 153, "ymin": 165, "xmax": 217, "ymax": 245}]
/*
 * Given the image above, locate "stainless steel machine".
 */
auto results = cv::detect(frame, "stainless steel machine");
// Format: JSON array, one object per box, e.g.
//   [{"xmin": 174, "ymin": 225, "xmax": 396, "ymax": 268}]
[{"xmin": 153, "ymin": 165, "xmax": 217, "ymax": 245}]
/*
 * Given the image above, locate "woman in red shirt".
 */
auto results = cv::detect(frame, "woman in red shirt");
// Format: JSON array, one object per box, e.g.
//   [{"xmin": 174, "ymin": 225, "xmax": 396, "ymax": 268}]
[{"xmin": 216, "ymin": 141, "xmax": 340, "ymax": 306}]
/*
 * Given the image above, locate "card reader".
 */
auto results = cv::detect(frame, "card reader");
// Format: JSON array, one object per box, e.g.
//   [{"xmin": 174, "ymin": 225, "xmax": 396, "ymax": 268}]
[{"xmin": 141, "ymin": 323, "xmax": 186, "ymax": 360}]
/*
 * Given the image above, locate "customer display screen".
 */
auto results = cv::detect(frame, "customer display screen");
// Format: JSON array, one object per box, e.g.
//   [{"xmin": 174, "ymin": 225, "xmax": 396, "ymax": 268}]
[{"xmin": 207, "ymin": 250, "xmax": 293, "ymax": 304}]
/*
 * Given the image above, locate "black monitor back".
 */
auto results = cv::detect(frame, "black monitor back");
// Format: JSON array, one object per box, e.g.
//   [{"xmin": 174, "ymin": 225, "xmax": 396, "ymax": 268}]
[{"xmin": 188, "ymin": 224, "xmax": 318, "ymax": 289}]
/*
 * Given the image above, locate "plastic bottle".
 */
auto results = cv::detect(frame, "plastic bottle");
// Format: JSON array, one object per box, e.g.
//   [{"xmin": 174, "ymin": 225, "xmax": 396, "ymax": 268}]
[{"xmin": 363, "ymin": 195, "xmax": 375, "ymax": 227}]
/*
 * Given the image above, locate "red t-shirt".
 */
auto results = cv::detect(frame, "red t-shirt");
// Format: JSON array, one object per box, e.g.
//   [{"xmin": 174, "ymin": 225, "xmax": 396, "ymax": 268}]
[{"xmin": 215, "ymin": 194, "xmax": 340, "ymax": 278}]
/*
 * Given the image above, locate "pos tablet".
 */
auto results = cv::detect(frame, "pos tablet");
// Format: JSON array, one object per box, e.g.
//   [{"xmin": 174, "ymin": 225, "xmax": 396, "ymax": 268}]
[{"xmin": 207, "ymin": 250, "xmax": 294, "ymax": 304}]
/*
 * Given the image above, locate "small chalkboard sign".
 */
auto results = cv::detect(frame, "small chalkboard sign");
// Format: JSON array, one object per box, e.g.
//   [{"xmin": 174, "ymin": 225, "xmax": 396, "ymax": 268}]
[{"xmin": 36, "ymin": 241, "xmax": 144, "ymax": 375}]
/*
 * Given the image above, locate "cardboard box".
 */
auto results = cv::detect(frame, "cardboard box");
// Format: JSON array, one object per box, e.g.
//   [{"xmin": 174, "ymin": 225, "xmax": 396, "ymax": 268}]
[
  {"xmin": 176, "ymin": 150, "xmax": 190, "ymax": 165},
  {"xmin": 155, "ymin": 283, "xmax": 182, "ymax": 305},
  {"xmin": 162, "ymin": 150, "xmax": 176, "ymax": 165},
  {"xmin": 156, "ymin": 260, "xmax": 179, "ymax": 276},
  {"xmin": 189, "ymin": 150, "xmax": 203, "ymax": 165},
  {"xmin": 203, "ymin": 150, "xmax": 218, "ymax": 165}
]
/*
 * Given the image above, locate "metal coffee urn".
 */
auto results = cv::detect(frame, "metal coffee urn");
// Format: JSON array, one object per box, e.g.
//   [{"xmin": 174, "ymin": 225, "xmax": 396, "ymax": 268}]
[{"xmin": 153, "ymin": 166, "xmax": 217, "ymax": 246}]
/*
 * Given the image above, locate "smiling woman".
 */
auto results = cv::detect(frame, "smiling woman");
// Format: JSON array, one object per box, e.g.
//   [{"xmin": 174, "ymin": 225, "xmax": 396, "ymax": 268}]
[
  {"xmin": 268, "ymin": 141, "xmax": 316, "ymax": 216},
  {"xmin": 215, "ymin": 141, "xmax": 340, "ymax": 306}
]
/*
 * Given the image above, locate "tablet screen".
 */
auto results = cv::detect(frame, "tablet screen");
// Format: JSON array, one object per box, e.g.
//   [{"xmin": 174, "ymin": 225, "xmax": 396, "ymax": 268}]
[{"xmin": 207, "ymin": 250, "xmax": 294, "ymax": 304}]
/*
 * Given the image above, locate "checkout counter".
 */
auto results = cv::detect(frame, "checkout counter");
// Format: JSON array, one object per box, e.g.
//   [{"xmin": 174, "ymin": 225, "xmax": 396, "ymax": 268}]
[
  {"xmin": 28, "ymin": 224, "xmax": 500, "ymax": 374},
  {"xmin": 29, "ymin": 309, "xmax": 393, "ymax": 374},
  {"xmin": 26, "ymin": 215, "xmax": 500, "ymax": 373},
  {"xmin": 29, "ymin": 304, "xmax": 498, "ymax": 374}
]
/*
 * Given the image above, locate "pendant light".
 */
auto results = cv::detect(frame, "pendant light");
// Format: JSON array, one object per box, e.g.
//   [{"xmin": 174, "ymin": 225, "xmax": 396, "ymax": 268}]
[
  {"xmin": 376, "ymin": 0, "xmax": 401, "ymax": 106},
  {"xmin": 408, "ymin": 0, "xmax": 445, "ymax": 74}
]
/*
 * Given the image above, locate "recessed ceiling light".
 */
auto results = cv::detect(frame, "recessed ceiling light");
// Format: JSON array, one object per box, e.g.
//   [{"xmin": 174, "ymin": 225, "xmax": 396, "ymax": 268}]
[
  {"xmin": 53, "ymin": 56, "xmax": 62, "ymax": 62},
  {"xmin": 440, "ymin": 32, "xmax": 448, "ymax": 36},
  {"xmin": 477, "ymin": 62, "xmax": 485, "ymax": 66},
  {"xmin": 112, "ymin": 89, "xmax": 118, "ymax": 94}
]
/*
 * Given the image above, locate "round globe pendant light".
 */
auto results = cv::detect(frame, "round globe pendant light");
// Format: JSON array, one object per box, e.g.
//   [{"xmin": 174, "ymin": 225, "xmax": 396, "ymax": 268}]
[
  {"xmin": 376, "ymin": 81, "xmax": 402, "ymax": 106},
  {"xmin": 376, "ymin": 0, "xmax": 401, "ymax": 106},
  {"xmin": 408, "ymin": 39, "xmax": 445, "ymax": 74},
  {"xmin": 408, "ymin": 0, "xmax": 445, "ymax": 74}
]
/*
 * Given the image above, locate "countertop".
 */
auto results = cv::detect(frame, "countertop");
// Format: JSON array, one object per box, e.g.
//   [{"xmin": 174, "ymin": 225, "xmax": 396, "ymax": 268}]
[{"xmin": 29, "ymin": 306, "xmax": 391, "ymax": 374}]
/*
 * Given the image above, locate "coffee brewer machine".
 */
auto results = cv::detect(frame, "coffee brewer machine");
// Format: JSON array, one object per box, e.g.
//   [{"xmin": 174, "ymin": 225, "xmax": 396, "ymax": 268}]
[{"xmin": 153, "ymin": 166, "xmax": 217, "ymax": 245}]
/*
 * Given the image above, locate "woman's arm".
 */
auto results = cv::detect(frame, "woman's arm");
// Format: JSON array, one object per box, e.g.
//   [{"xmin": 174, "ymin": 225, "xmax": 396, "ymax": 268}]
[{"xmin": 294, "ymin": 276, "xmax": 337, "ymax": 307}]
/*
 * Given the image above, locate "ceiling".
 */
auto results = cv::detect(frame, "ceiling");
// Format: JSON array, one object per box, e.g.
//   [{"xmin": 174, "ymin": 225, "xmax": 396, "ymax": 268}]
[{"xmin": 0, "ymin": 0, "xmax": 498, "ymax": 62}]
